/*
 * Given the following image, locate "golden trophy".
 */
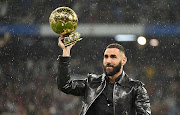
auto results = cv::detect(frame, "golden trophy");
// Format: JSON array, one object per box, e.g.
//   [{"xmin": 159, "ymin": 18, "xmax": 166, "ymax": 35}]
[{"xmin": 49, "ymin": 7, "xmax": 82, "ymax": 46}]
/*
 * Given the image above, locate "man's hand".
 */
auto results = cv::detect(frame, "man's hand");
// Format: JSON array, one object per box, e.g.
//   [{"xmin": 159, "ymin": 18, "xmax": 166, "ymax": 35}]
[{"xmin": 58, "ymin": 36, "xmax": 75, "ymax": 57}]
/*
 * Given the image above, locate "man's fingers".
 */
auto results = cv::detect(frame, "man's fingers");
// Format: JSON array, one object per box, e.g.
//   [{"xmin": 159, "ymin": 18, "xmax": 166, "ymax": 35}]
[
  {"xmin": 58, "ymin": 36, "xmax": 77, "ymax": 50},
  {"xmin": 59, "ymin": 36, "xmax": 64, "ymax": 41},
  {"xmin": 58, "ymin": 37, "xmax": 65, "ymax": 49},
  {"xmin": 71, "ymin": 41, "xmax": 77, "ymax": 46}
]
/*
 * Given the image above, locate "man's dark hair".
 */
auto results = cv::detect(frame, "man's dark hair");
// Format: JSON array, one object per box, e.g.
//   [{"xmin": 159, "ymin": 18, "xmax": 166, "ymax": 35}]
[{"xmin": 106, "ymin": 43, "xmax": 125, "ymax": 54}]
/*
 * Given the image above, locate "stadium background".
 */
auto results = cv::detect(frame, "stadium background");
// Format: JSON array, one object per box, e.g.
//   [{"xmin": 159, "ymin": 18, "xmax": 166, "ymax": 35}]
[{"xmin": 0, "ymin": 0, "xmax": 180, "ymax": 115}]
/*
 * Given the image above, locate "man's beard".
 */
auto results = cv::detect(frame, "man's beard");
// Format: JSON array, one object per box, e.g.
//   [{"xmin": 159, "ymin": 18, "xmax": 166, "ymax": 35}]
[{"xmin": 103, "ymin": 61, "xmax": 122, "ymax": 76}]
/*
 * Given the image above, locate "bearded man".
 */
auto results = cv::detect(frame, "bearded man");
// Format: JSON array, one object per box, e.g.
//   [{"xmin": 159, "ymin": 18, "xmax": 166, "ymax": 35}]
[{"xmin": 57, "ymin": 36, "xmax": 151, "ymax": 115}]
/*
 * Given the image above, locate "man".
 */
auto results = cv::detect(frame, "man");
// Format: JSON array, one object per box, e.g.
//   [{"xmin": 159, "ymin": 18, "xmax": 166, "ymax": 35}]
[{"xmin": 57, "ymin": 37, "xmax": 151, "ymax": 115}]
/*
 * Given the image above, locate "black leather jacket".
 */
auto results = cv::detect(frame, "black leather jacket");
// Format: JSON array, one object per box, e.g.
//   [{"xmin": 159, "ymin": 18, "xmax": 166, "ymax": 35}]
[{"xmin": 57, "ymin": 56, "xmax": 151, "ymax": 115}]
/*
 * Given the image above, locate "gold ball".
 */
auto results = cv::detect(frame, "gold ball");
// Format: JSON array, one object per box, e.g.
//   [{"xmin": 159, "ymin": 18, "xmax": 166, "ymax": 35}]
[{"xmin": 49, "ymin": 7, "xmax": 78, "ymax": 35}]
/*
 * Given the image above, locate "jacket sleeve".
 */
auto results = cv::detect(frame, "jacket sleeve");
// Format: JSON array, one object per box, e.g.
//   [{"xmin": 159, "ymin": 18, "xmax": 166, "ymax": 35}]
[
  {"xmin": 135, "ymin": 83, "xmax": 151, "ymax": 115},
  {"xmin": 56, "ymin": 56, "xmax": 86, "ymax": 96}
]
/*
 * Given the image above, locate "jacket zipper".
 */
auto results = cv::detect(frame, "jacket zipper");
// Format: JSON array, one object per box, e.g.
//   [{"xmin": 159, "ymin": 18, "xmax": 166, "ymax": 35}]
[
  {"xmin": 84, "ymin": 80, "xmax": 107, "ymax": 115},
  {"xmin": 113, "ymin": 83, "xmax": 116, "ymax": 115}
]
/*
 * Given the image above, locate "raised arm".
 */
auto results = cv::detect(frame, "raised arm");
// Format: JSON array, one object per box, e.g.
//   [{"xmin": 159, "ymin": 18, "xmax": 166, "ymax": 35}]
[{"xmin": 57, "ymin": 36, "xmax": 86, "ymax": 96}]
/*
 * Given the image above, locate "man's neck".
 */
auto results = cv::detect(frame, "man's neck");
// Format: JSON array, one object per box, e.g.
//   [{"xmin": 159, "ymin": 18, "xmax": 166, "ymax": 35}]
[{"xmin": 108, "ymin": 70, "xmax": 122, "ymax": 83}]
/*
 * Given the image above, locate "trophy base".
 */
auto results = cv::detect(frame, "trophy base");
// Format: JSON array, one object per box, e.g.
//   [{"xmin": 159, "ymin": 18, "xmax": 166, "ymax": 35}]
[
  {"xmin": 63, "ymin": 32, "xmax": 82, "ymax": 47},
  {"xmin": 64, "ymin": 37, "xmax": 83, "ymax": 46}
]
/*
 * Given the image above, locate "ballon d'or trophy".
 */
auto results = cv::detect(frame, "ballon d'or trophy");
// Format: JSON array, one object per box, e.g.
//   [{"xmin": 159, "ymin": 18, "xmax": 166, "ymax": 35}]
[{"xmin": 49, "ymin": 7, "xmax": 82, "ymax": 46}]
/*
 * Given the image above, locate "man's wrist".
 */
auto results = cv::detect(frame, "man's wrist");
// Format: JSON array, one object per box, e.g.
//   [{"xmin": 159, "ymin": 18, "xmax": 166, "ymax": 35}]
[{"xmin": 62, "ymin": 49, "xmax": 71, "ymax": 56}]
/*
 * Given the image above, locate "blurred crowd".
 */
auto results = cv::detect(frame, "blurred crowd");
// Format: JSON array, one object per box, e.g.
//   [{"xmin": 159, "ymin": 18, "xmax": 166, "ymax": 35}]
[
  {"xmin": 0, "ymin": 34, "xmax": 180, "ymax": 115},
  {"xmin": 0, "ymin": 0, "xmax": 180, "ymax": 24},
  {"xmin": 0, "ymin": 58, "xmax": 81, "ymax": 115}
]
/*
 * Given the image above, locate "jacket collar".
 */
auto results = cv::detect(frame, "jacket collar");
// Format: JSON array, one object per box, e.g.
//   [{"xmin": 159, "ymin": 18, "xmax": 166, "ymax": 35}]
[
  {"xmin": 105, "ymin": 72, "xmax": 122, "ymax": 83},
  {"xmin": 117, "ymin": 71, "xmax": 134, "ymax": 88},
  {"xmin": 103, "ymin": 71, "xmax": 132, "ymax": 87}
]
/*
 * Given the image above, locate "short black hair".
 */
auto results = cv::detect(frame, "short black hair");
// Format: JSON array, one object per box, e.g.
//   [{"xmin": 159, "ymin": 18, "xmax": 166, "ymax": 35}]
[{"xmin": 106, "ymin": 43, "xmax": 125, "ymax": 54}]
